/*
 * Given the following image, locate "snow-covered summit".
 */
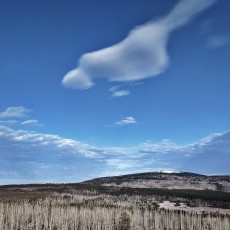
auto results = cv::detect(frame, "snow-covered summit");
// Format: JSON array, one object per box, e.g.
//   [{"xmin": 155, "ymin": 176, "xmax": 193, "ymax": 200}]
[{"xmin": 157, "ymin": 170, "xmax": 181, "ymax": 174}]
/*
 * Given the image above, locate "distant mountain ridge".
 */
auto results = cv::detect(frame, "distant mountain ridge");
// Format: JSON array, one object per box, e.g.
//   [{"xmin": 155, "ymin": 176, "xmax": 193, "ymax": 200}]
[{"xmin": 83, "ymin": 171, "xmax": 230, "ymax": 192}]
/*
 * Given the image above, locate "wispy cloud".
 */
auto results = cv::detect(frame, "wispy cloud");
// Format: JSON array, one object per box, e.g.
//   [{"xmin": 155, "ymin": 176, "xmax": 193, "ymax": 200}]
[
  {"xmin": 139, "ymin": 132, "xmax": 226, "ymax": 155},
  {"xmin": 62, "ymin": 0, "xmax": 216, "ymax": 90},
  {"xmin": 105, "ymin": 157, "xmax": 154, "ymax": 171},
  {"xmin": 200, "ymin": 18, "xmax": 213, "ymax": 35},
  {"xmin": 21, "ymin": 119, "xmax": 43, "ymax": 127},
  {"xmin": 140, "ymin": 139, "xmax": 179, "ymax": 154},
  {"xmin": 112, "ymin": 90, "xmax": 130, "ymax": 97},
  {"xmin": 0, "ymin": 125, "xmax": 229, "ymax": 184},
  {"xmin": 0, "ymin": 125, "xmax": 124, "ymax": 159},
  {"xmin": 0, "ymin": 107, "xmax": 43, "ymax": 129},
  {"xmin": 206, "ymin": 35, "xmax": 230, "ymax": 48},
  {"xmin": 115, "ymin": 116, "xmax": 137, "ymax": 126},
  {"xmin": 109, "ymin": 86, "xmax": 130, "ymax": 97},
  {"xmin": 109, "ymin": 86, "xmax": 119, "ymax": 92},
  {"xmin": 0, "ymin": 106, "xmax": 30, "ymax": 118},
  {"xmin": 0, "ymin": 125, "xmax": 134, "ymax": 183},
  {"xmin": 0, "ymin": 120, "xmax": 18, "ymax": 126}
]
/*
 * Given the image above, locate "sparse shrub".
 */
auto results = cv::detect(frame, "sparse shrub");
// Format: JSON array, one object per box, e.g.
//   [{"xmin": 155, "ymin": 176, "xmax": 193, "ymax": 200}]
[
  {"xmin": 0, "ymin": 185, "xmax": 229, "ymax": 229},
  {"xmin": 119, "ymin": 212, "xmax": 131, "ymax": 230},
  {"xmin": 175, "ymin": 201, "xmax": 180, "ymax": 206}
]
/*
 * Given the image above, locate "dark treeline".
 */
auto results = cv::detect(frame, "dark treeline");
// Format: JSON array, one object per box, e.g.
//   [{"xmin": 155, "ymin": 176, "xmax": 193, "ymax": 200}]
[{"xmin": 1, "ymin": 183, "xmax": 230, "ymax": 208}]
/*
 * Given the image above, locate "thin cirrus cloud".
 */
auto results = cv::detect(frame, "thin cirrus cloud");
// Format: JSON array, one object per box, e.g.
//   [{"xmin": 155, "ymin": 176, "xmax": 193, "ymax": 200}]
[
  {"xmin": 21, "ymin": 119, "xmax": 43, "ymax": 127},
  {"xmin": 62, "ymin": 0, "xmax": 217, "ymax": 90},
  {"xmin": 206, "ymin": 35, "xmax": 230, "ymax": 48},
  {"xmin": 0, "ymin": 106, "xmax": 43, "ymax": 128},
  {"xmin": 138, "ymin": 133, "xmax": 226, "ymax": 155},
  {"xmin": 112, "ymin": 90, "xmax": 130, "ymax": 98},
  {"xmin": 200, "ymin": 18, "xmax": 214, "ymax": 35},
  {"xmin": 0, "ymin": 125, "xmax": 230, "ymax": 183},
  {"xmin": 0, "ymin": 120, "xmax": 18, "ymax": 126},
  {"xmin": 0, "ymin": 106, "xmax": 30, "ymax": 118},
  {"xmin": 109, "ymin": 86, "xmax": 130, "ymax": 97}
]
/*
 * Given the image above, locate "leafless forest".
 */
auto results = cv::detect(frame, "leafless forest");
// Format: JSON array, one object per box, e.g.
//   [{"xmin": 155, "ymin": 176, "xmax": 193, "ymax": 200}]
[{"xmin": 0, "ymin": 183, "xmax": 230, "ymax": 230}]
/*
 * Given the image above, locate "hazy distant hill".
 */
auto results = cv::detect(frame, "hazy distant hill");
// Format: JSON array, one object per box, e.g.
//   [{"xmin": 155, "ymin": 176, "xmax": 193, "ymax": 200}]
[{"xmin": 83, "ymin": 171, "xmax": 230, "ymax": 192}]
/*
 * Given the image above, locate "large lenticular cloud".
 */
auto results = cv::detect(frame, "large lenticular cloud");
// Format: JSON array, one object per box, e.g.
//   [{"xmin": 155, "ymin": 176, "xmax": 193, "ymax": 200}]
[{"xmin": 62, "ymin": 0, "xmax": 216, "ymax": 90}]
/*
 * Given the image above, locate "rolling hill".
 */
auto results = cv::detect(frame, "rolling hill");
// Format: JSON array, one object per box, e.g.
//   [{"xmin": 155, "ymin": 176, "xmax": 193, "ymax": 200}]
[{"xmin": 83, "ymin": 171, "xmax": 230, "ymax": 192}]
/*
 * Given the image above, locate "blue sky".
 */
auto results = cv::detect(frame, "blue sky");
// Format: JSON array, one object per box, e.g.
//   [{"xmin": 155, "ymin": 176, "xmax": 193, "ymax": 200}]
[{"xmin": 0, "ymin": 0, "xmax": 230, "ymax": 184}]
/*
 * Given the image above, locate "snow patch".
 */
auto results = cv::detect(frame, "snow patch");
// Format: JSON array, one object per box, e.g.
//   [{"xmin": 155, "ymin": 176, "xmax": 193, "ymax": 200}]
[{"xmin": 157, "ymin": 170, "xmax": 181, "ymax": 174}]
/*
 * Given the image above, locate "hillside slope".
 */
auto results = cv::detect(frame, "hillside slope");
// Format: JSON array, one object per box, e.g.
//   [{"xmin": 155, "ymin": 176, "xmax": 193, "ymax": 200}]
[{"xmin": 83, "ymin": 171, "xmax": 230, "ymax": 192}]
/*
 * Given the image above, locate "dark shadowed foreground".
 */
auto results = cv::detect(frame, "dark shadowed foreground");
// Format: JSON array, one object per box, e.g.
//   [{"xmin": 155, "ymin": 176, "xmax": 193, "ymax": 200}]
[{"xmin": 0, "ymin": 182, "xmax": 229, "ymax": 230}]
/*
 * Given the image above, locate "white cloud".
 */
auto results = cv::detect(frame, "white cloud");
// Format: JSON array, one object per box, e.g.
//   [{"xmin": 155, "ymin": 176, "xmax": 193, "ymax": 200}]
[
  {"xmin": 206, "ymin": 35, "xmax": 230, "ymax": 48},
  {"xmin": 115, "ymin": 116, "xmax": 137, "ymax": 126},
  {"xmin": 0, "ymin": 107, "xmax": 43, "ymax": 128},
  {"xmin": 21, "ymin": 119, "xmax": 43, "ymax": 127},
  {"xmin": 104, "ymin": 156, "xmax": 156, "ymax": 176},
  {"xmin": 106, "ymin": 159, "xmax": 134, "ymax": 170},
  {"xmin": 0, "ymin": 106, "xmax": 30, "ymax": 118},
  {"xmin": 0, "ymin": 124, "xmax": 230, "ymax": 183},
  {"xmin": 0, "ymin": 120, "xmax": 18, "ymax": 126},
  {"xmin": 62, "ymin": 0, "xmax": 216, "ymax": 90},
  {"xmin": 139, "ymin": 132, "xmax": 227, "ymax": 156},
  {"xmin": 109, "ymin": 86, "xmax": 119, "ymax": 92},
  {"xmin": 140, "ymin": 139, "xmax": 180, "ymax": 154},
  {"xmin": 0, "ymin": 125, "xmax": 228, "ymax": 161},
  {"xmin": 0, "ymin": 125, "xmax": 129, "ymax": 159},
  {"xmin": 112, "ymin": 90, "xmax": 130, "ymax": 97},
  {"xmin": 109, "ymin": 86, "xmax": 130, "ymax": 97}
]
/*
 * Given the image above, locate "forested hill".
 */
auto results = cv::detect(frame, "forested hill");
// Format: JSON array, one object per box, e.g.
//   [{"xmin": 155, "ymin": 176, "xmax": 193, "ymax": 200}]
[{"xmin": 83, "ymin": 171, "xmax": 230, "ymax": 192}]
